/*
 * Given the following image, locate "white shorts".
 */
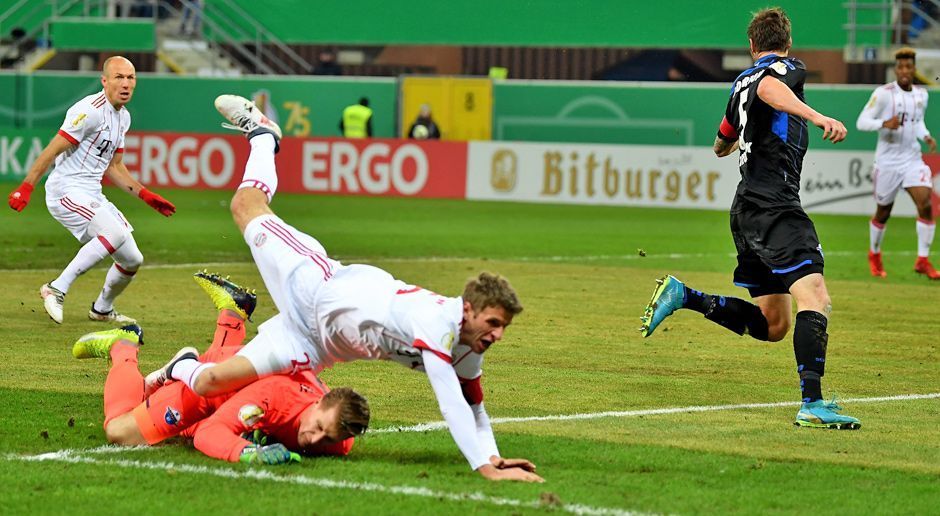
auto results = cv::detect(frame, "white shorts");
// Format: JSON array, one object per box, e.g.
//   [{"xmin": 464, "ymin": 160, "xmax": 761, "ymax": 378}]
[
  {"xmin": 873, "ymin": 161, "xmax": 933, "ymax": 206},
  {"xmin": 45, "ymin": 190, "xmax": 133, "ymax": 244},
  {"xmin": 236, "ymin": 214, "xmax": 341, "ymax": 377}
]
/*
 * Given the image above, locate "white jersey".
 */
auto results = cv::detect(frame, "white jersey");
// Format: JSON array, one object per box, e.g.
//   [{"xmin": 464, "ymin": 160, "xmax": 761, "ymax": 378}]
[
  {"xmin": 856, "ymin": 82, "xmax": 930, "ymax": 167},
  {"xmin": 45, "ymin": 90, "xmax": 131, "ymax": 198},
  {"xmin": 311, "ymin": 263, "xmax": 482, "ymax": 379}
]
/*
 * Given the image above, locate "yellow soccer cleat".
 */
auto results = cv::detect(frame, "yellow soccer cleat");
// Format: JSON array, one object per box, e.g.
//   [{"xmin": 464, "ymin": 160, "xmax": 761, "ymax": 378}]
[
  {"xmin": 193, "ymin": 270, "xmax": 257, "ymax": 319},
  {"xmin": 72, "ymin": 324, "xmax": 143, "ymax": 359}
]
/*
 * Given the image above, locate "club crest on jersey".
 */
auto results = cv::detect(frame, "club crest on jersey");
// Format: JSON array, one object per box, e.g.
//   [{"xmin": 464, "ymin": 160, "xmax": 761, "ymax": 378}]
[
  {"xmin": 254, "ymin": 233, "xmax": 267, "ymax": 247},
  {"xmin": 441, "ymin": 331, "xmax": 455, "ymax": 352},
  {"xmin": 238, "ymin": 404, "xmax": 264, "ymax": 429},
  {"xmin": 164, "ymin": 406, "xmax": 181, "ymax": 426},
  {"xmin": 71, "ymin": 113, "xmax": 87, "ymax": 128},
  {"xmin": 770, "ymin": 61, "xmax": 788, "ymax": 75}
]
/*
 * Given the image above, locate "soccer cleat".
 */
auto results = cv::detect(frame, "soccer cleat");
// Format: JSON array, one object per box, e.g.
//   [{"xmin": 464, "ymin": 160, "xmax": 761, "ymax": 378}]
[
  {"xmin": 88, "ymin": 303, "xmax": 137, "ymax": 324},
  {"xmin": 639, "ymin": 275, "xmax": 686, "ymax": 337},
  {"xmin": 868, "ymin": 251, "xmax": 887, "ymax": 277},
  {"xmin": 214, "ymin": 94, "xmax": 282, "ymax": 140},
  {"xmin": 794, "ymin": 398, "xmax": 861, "ymax": 430},
  {"xmin": 73, "ymin": 324, "xmax": 144, "ymax": 359},
  {"xmin": 914, "ymin": 256, "xmax": 940, "ymax": 280},
  {"xmin": 40, "ymin": 283, "xmax": 65, "ymax": 324},
  {"xmin": 193, "ymin": 270, "xmax": 257, "ymax": 319},
  {"xmin": 143, "ymin": 346, "xmax": 200, "ymax": 397}
]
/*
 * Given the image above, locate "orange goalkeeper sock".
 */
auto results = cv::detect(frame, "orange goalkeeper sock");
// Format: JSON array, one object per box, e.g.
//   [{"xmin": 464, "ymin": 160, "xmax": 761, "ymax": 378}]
[{"xmin": 104, "ymin": 343, "xmax": 144, "ymax": 428}]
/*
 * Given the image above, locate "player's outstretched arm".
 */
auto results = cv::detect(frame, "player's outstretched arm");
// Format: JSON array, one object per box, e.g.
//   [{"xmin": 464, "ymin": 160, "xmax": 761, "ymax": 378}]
[
  {"xmin": 756, "ymin": 76, "xmax": 847, "ymax": 143},
  {"xmin": 8, "ymin": 134, "xmax": 74, "ymax": 212},
  {"xmin": 105, "ymin": 153, "xmax": 176, "ymax": 216}
]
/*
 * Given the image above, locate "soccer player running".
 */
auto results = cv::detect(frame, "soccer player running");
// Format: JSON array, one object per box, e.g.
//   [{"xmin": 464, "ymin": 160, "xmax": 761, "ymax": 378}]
[
  {"xmin": 7, "ymin": 56, "xmax": 176, "ymax": 324},
  {"xmin": 72, "ymin": 271, "xmax": 369, "ymax": 464},
  {"xmin": 639, "ymin": 8, "xmax": 860, "ymax": 429},
  {"xmin": 856, "ymin": 48, "xmax": 939, "ymax": 279},
  {"xmin": 159, "ymin": 94, "xmax": 543, "ymax": 482}
]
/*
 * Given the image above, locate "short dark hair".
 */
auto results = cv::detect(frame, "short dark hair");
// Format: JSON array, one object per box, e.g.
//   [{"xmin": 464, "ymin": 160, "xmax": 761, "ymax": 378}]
[
  {"xmin": 321, "ymin": 387, "xmax": 370, "ymax": 436},
  {"xmin": 895, "ymin": 47, "xmax": 916, "ymax": 63},
  {"xmin": 359, "ymin": 97, "xmax": 369, "ymax": 107},
  {"xmin": 462, "ymin": 272, "xmax": 523, "ymax": 316},
  {"xmin": 747, "ymin": 7, "xmax": 791, "ymax": 54}
]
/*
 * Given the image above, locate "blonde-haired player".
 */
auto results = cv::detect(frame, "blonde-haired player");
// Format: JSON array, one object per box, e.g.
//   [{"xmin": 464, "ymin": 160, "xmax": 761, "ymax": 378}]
[
  {"xmin": 163, "ymin": 94, "xmax": 543, "ymax": 482},
  {"xmin": 7, "ymin": 56, "xmax": 176, "ymax": 323},
  {"xmin": 857, "ymin": 47, "xmax": 939, "ymax": 279}
]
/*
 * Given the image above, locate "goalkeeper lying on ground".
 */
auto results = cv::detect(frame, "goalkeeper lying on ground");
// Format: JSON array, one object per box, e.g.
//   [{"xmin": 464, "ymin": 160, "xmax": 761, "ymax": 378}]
[{"xmin": 73, "ymin": 271, "xmax": 370, "ymax": 465}]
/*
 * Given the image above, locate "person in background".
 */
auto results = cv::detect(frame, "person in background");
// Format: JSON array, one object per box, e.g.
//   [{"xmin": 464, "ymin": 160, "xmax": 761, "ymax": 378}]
[
  {"xmin": 408, "ymin": 104, "xmax": 441, "ymax": 140},
  {"xmin": 340, "ymin": 97, "xmax": 373, "ymax": 138}
]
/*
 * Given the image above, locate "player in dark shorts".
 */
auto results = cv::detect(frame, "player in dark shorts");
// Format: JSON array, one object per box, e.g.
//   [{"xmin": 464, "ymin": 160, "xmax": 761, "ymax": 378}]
[{"xmin": 639, "ymin": 7, "xmax": 860, "ymax": 429}]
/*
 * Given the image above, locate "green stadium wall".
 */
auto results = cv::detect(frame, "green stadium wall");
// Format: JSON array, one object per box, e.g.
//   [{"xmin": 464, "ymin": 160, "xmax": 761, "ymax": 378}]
[{"xmin": 205, "ymin": 0, "xmax": 883, "ymax": 48}]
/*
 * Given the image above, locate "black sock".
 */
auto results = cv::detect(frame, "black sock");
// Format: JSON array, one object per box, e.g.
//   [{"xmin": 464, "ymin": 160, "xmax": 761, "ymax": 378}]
[
  {"xmin": 683, "ymin": 286, "xmax": 770, "ymax": 340},
  {"xmin": 793, "ymin": 310, "xmax": 828, "ymax": 402}
]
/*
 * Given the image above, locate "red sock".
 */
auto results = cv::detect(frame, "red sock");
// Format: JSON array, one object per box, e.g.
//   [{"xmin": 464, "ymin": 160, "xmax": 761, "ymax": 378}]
[
  {"xmin": 203, "ymin": 310, "xmax": 247, "ymax": 362},
  {"xmin": 103, "ymin": 343, "xmax": 144, "ymax": 428}
]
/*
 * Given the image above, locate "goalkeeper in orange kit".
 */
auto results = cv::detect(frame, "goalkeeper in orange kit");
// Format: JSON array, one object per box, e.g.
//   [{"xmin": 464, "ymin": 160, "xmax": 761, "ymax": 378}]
[{"xmin": 73, "ymin": 271, "xmax": 370, "ymax": 464}]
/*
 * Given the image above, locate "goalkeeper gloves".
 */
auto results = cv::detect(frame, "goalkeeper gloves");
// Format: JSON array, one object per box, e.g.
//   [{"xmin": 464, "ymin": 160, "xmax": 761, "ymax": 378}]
[
  {"xmin": 138, "ymin": 187, "xmax": 176, "ymax": 217},
  {"xmin": 239, "ymin": 443, "xmax": 301, "ymax": 465}
]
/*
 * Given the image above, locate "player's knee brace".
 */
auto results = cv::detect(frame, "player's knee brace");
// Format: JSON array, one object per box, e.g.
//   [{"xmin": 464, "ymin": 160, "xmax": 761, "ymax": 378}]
[
  {"xmin": 793, "ymin": 310, "xmax": 828, "ymax": 377},
  {"xmin": 88, "ymin": 211, "xmax": 130, "ymax": 253}
]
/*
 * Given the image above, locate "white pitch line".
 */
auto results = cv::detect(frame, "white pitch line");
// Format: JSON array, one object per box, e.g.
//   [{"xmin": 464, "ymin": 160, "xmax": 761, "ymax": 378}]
[
  {"xmin": 371, "ymin": 392, "xmax": 940, "ymax": 434},
  {"xmin": 1, "ymin": 249, "xmax": 912, "ymax": 274},
  {"xmin": 5, "ymin": 452, "xmax": 648, "ymax": 516}
]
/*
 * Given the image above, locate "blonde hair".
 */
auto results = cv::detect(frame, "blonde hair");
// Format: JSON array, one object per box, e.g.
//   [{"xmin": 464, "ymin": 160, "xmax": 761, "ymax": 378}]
[
  {"xmin": 462, "ymin": 272, "xmax": 523, "ymax": 315},
  {"xmin": 321, "ymin": 387, "xmax": 370, "ymax": 436},
  {"xmin": 895, "ymin": 47, "xmax": 916, "ymax": 63}
]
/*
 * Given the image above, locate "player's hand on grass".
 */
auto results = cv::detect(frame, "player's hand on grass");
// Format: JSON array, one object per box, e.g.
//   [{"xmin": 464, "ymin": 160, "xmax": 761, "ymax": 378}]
[
  {"xmin": 139, "ymin": 187, "xmax": 176, "ymax": 217},
  {"xmin": 882, "ymin": 115, "xmax": 902, "ymax": 130},
  {"xmin": 478, "ymin": 463, "xmax": 545, "ymax": 483},
  {"xmin": 490, "ymin": 455, "xmax": 537, "ymax": 472},
  {"xmin": 239, "ymin": 443, "xmax": 301, "ymax": 465},
  {"xmin": 8, "ymin": 182, "xmax": 33, "ymax": 212},
  {"xmin": 811, "ymin": 115, "xmax": 847, "ymax": 143}
]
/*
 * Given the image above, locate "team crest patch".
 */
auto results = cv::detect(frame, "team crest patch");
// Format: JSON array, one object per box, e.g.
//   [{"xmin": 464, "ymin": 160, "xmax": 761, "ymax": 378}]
[
  {"xmin": 770, "ymin": 61, "xmax": 788, "ymax": 75},
  {"xmin": 441, "ymin": 331, "xmax": 454, "ymax": 352},
  {"xmin": 254, "ymin": 232, "xmax": 267, "ymax": 247},
  {"xmin": 90, "ymin": 202, "xmax": 100, "ymax": 208},
  {"xmin": 164, "ymin": 406, "xmax": 181, "ymax": 426},
  {"xmin": 71, "ymin": 113, "xmax": 87, "ymax": 128},
  {"xmin": 238, "ymin": 404, "xmax": 264, "ymax": 429}
]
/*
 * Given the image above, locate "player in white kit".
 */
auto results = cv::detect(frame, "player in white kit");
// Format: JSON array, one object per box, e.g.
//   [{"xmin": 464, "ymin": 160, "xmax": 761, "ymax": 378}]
[
  {"xmin": 7, "ymin": 57, "xmax": 176, "ymax": 323},
  {"xmin": 158, "ymin": 94, "xmax": 543, "ymax": 482},
  {"xmin": 856, "ymin": 47, "xmax": 939, "ymax": 279}
]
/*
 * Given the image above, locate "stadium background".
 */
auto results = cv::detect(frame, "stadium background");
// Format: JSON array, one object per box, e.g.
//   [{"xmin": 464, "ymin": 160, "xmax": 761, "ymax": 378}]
[{"xmin": 1, "ymin": 1, "xmax": 939, "ymax": 514}]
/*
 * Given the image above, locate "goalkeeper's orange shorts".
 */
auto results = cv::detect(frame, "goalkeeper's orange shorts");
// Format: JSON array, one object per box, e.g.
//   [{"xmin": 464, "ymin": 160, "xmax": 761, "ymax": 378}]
[{"xmin": 132, "ymin": 381, "xmax": 213, "ymax": 445}]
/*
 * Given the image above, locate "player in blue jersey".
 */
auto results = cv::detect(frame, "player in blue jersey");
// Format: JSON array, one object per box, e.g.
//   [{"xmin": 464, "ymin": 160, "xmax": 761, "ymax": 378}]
[{"xmin": 640, "ymin": 7, "xmax": 860, "ymax": 430}]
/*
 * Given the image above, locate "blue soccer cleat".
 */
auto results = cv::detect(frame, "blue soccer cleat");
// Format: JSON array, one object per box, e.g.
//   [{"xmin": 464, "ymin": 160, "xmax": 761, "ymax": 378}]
[
  {"xmin": 794, "ymin": 398, "xmax": 861, "ymax": 430},
  {"xmin": 639, "ymin": 275, "xmax": 686, "ymax": 337}
]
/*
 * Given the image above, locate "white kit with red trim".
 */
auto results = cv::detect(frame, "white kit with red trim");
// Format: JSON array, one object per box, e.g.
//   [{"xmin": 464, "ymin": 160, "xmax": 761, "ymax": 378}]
[
  {"xmin": 857, "ymin": 82, "xmax": 931, "ymax": 168},
  {"xmin": 45, "ymin": 90, "xmax": 131, "ymax": 198}
]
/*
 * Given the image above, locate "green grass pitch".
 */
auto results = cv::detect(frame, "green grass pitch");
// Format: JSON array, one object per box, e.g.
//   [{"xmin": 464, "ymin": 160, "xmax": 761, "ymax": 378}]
[{"xmin": 1, "ymin": 187, "xmax": 938, "ymax": 514}]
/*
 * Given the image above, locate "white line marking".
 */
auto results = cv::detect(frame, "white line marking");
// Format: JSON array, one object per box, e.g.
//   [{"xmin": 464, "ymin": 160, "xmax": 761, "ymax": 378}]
[
  {"xmin": 1, "ymin": 249, "xmax": 913, "ymax": 274},
  {"xmin": 5, "ymin": 452, "xmax": 648, "ymax": 516},
  {"xmin": 371, "ymin": 392, "xmax": 940, "ymax": 434}
]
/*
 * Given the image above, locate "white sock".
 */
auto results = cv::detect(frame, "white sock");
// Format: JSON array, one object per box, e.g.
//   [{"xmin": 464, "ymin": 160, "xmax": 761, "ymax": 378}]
[
  {"xmin": 916, "ymin": 219, "xmax": 935, "ymax": 258},
  {"xmin": 237, "ymin": 133, "xmax": 278, "ymax": 202},
  {"xmin": 93, "ymin": 264, "xmax": 135, "ymax": 313},
  {"xmin": 169, "ymin": 358, "xmax": 215, "ymax": 391},
  {"xmin": 51, "ymin": 236, "xmax": 111, "ymax": 293},
  {"xmin": 869, "ymin": 219, "xmax": 886, "ymax": 253}
]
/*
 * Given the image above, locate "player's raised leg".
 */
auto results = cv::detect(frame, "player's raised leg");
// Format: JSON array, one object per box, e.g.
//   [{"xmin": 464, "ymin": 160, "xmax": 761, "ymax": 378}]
[
  {"xmin": 71, "ymin": 324, "xmax": 150, "ymax": 443},
  {"xmin": 640, "ymin": 275, "xmax": 778, "ymax": 340}
]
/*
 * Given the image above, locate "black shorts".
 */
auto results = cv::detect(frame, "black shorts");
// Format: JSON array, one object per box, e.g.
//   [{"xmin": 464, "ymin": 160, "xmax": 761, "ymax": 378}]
[{"xmin": 730, "ymin": 201, "xmax": 825, "ymax": 298}]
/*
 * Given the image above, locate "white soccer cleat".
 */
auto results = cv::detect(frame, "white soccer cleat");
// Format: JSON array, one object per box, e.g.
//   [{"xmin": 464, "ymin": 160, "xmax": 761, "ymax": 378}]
[
  {"xmin": 40, "ymin": 283, "xmax": 65, "ymax": 324},
  {"xmin": 143, "ymin": 346, "xmax": 200, "ymax": 397},
  {"xmin": 88, "ymin": 304, "xmax": 137, "ymax": 324},
  {"xmin": 214, "ymin": 94, "xmax": 282, "ymax": 139}
]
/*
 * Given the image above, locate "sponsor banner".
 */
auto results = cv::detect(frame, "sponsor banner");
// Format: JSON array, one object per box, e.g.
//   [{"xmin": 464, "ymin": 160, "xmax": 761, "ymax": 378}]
[
  {"xmin": 0, "ymin": 130, "xmax": 54, "ymax": 183},
  {"xmin": 121, "ymin": 133, "xmax": 468, "ymax": 198},
  {"xmin": 466, "ymin": 141, "xmax": 939, "ymax": 216}
]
